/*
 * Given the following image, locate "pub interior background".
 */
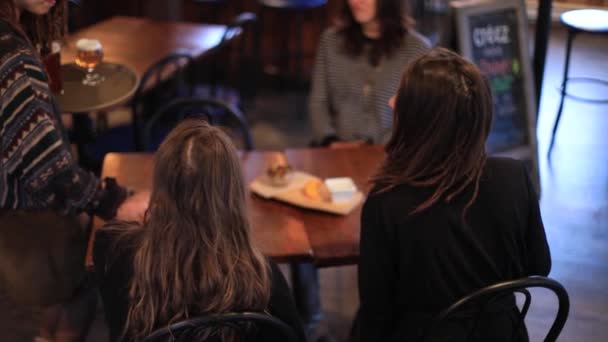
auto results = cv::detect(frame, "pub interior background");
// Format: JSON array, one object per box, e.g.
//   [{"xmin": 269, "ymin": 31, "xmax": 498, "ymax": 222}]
[{"xmin": 1, "ymin": 0, "xmax": 607, "ymax": 341}]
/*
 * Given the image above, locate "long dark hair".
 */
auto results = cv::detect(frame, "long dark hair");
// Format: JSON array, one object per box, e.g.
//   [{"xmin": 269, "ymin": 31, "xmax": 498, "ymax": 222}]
[
  {"xmin": 372, "ymin": 48, "xmax": 493, "ymax": 218},
  {"xmin": 337, "ymin": 0, "xmax": 413, "ymax": 66},
  {"xmin": 0, "ymin": 0, "xmax": 67, "ymax": 53},
  {"xmin": 115, "ymin": 120, "xmax": 271, "ymax": 340}
]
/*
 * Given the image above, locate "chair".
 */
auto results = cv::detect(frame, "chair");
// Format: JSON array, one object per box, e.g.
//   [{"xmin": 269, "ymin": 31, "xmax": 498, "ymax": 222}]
[
  {"xmin": 258, "ymin": 0, "xmax": 327, "ymax": 82},
  {"xmin": 424, "ymin": 276, "xmax": 570, "ymax": 342},
  {"xmin": 547, "ymin": 9, "xmax": 608, "ymax": 160},
  {"xmin": 195, "ymin": 12, "xmax": 260, "ymax": 107},
  {"xmin": 142, "ymin": 312, "xmax": 298, "ymax": 342},
  {"xmin": 132, "ymin": 53, "xmax": 196, "ymax": 151},
  {"xmin": 216, "ymin": 12, "xmax": 259, "ymax": 51},
  {"xmin": 141, "ymin": 97, "xmax": 254, "ymax": 152},
  {"xmin": 193, "ymin": 0, "xmax": 229, "ymax": 24},
  {"xmin": 81, "ymin": 53, "xmax": 196, "ymax": 172},
  {"xmin": 67, "ymin": 0, "xmax": 84, "ymax": 33}
]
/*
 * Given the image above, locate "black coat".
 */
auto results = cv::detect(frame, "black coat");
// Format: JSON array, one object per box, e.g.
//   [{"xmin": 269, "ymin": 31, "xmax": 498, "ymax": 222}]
[
  {"xmin": 93, "ymin": 227, "xmax": 307, "ymax": 342},
  {"xmin": 358, "ymin": 157, "xmax": 551, "ymax": 341}
]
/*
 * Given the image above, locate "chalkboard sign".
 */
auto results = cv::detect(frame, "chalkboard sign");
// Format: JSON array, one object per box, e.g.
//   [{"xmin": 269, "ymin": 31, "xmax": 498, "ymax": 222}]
[{"xmin": 451, "ymin": 0, "xmax": 538, "ymax": 174}]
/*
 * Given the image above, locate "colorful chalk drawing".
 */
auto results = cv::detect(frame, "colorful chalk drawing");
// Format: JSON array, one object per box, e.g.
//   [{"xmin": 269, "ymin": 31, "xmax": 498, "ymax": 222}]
[{"xmin": 470, "ymin": 9, "xmax": 528, "ymax": 152}]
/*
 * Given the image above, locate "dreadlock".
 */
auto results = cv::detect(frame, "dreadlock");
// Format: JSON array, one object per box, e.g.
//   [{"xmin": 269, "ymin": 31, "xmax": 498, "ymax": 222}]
[
  {"xmin": 0, "ymin": 0, "xmax": 67, "ymax": 53},
  {"xmin": 372, "ymin": 48, "xmax": 494, "ymax": 221}
]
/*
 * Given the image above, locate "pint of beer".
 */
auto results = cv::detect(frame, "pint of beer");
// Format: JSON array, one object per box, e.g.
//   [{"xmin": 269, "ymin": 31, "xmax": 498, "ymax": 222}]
[
  {"xmin": 75, "ymin": 38, "xmax": 103, "ymax": 70},
  {"xmin": 42, "ymin": 41, "xmax": 62, "ymax": 93}
]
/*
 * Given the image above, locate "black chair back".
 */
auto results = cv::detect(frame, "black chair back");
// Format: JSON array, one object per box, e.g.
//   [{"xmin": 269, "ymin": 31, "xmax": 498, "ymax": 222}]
[
  {"xmin": 198, "ymin": 12, "xmax": 259, "ymax": 105},
  {"xmin": 67, "ymin": 0, "xmax": 85, "ymax": 33},
  {"xmin": 131, "ymin": 53, "xmax": 196, "ymax": 150},
  {"xmin": 142, "ymin": 312, "xmax": 297, "ymax": 342},
  {"xmin": 218, "ymin": 12, "xmax": 258, "ymax": 49},
  {"xmin": 424, "ymin": 276, "xmax": 569, "ymax": 342},
  {"xmin": 142, "ymin": 97, "xmax": 254, "ymax": 152}
]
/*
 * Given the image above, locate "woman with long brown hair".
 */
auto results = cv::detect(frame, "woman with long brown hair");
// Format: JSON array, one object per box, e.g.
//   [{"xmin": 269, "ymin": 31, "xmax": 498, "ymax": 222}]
[
  {"xmin": 93, "ymin": 120, "xmax": 306, "ymax": 342},
  {"xmin": 309, "ymin": 0, "xmax": 429, "ymax": 147},
  {"xmin": 357, "ymin": 48, "xmax": 551, "ymax": 341},
  {"xmin": 0, "ymin": 1, "xmax": 135, "ymax": 341}
]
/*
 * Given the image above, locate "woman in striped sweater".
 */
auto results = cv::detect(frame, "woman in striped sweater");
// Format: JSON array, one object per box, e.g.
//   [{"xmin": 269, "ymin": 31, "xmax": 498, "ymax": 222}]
[
  {"xmin": 0, "ymin": 1, "xmax": 137, "ymax": 341},
  {"xmin": 309, "ymin": 0, "xmax": 430, "ymax": 147}
]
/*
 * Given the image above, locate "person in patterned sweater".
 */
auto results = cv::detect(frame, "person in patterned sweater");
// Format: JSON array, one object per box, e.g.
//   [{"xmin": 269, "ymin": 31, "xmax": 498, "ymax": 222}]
[{"xmin": 0, "ymin": 1, "xmax": 143, "ymax": 341}]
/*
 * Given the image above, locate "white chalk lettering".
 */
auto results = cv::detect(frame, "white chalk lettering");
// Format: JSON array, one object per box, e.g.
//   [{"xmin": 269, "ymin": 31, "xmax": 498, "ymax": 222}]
[{"xmin": 473, "ymin": 25, "xmax": 510, "ymax": 47}]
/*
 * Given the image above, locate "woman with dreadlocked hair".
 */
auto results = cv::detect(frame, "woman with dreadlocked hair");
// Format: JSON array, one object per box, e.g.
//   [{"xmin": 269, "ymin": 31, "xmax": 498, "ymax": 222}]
[
  {"xmin": 356, "ymin": 48, "xmax": 551, "ymax": 341},
  {"xmin": 0, "ymin": 0, "xmax": 66, "ymax": 51},
  {"xmin": 0, "ymin": 1, "xmax": 138, "ymax": 341}
]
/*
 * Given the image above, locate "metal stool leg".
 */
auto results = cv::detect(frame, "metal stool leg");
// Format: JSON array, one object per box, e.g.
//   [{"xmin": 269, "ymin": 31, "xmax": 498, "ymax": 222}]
[
  {"xmin": 258, "ymin": 6, "xmax": 266, "ymax": 70},
  {"xmin": 295, "ymin": 13, "xmax": 304, "ymax": 82},
  {"xmin": 133, "ymin": 109, "xmax": 143, "ymax": 152},
  {"xmin": 252, "ymin": 16, "xmax": 262, "ymax": 100},
  {"xmin": 548, "ymin": 29, "xmax": 576, "ymax": 160}
]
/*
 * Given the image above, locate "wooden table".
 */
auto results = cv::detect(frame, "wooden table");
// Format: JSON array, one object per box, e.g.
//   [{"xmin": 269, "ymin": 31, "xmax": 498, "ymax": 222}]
[
  {"xmin": 60, "ymin": 16, "xmax": 227, "ymax": 167},
  {"xmin": 86, "ymin": 151, "xmax": 314, "ymax": 267},
  {"xmin": 86, "ymin": 145, "xmax": 385, "ymax": 267},
  {"xmin": 62, "ymin": 16, "xmax": 227, "ymax": 77},
  {"xmin": 285, "ymin": 146, "xmax": 385, "ymax": 267}
]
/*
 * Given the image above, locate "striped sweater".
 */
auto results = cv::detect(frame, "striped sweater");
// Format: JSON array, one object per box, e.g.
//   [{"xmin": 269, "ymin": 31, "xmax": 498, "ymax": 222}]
[
  {"xmin": 309, "ymin": 28, "xmax": 430, "ymax": 144},
  {"xmin": 0, "ymin": 21, "xmax": 125, "ymax": 219}
]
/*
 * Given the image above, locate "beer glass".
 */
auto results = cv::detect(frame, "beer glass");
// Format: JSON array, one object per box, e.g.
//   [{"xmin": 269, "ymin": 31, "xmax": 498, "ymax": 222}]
[
  {"xmin": 42, "ymin": 41, "xmax": 62, "ymax": 93},
  {"xmin": 75, "ymin": 38, "xmax": 104, "ymax": 86}
]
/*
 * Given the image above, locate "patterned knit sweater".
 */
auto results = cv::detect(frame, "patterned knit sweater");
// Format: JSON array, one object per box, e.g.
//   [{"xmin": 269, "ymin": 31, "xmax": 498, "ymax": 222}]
[{"xmin": 0, "ymin": 21, "xmax": 125, "ymax": 219}]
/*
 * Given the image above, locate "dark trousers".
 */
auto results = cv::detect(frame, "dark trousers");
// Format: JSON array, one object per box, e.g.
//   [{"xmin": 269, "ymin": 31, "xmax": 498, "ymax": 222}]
[
  {"xmin": 0, "ymin": 210, "xmax": 90, "ymax": 306},
  {"xmin": 291, "ymin": 262, "xmax": 323, "ymax": 339}
]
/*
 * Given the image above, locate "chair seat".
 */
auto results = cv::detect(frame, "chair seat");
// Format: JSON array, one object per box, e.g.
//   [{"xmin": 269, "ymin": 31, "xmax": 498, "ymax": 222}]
[
  {"xmin": 259, "ymin": 0, "xmax": 327, "ymax": 10},
  {"xmin": 192, "ymin": 84, "xmax": 242, "ymax": 109},
  {"xmin": 561, "ymin": 9, "xmax": 608, "ymax": 33}
]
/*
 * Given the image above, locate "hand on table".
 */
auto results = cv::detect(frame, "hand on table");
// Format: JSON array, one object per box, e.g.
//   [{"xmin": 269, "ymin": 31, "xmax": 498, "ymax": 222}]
[{"xmin": 116, "ymin": 190, "xmax": 150, "ymax": 223}]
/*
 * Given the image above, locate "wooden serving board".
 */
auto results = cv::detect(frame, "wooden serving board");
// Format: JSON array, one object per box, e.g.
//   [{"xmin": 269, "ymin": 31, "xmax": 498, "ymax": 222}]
[{"xmin": 249, "ymin": 172, "xmax": 364, "ymax": 215}]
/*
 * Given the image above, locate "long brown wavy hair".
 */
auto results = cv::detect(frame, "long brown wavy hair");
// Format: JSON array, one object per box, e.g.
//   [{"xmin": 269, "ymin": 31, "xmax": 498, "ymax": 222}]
[
  {"xmin": 337, "ymin": 0, "xmax": 413, "ymax": 66},
  {"xmin": 0, "ymin": 0, "xmax": 67, "ymax": 53},
  {"xmin": 118, "ymin": 120, "xmax": 271, "ymax": 340},
  {"xmin": 372, "ymin": 48, "xmax": 493, "ymax": 218}
]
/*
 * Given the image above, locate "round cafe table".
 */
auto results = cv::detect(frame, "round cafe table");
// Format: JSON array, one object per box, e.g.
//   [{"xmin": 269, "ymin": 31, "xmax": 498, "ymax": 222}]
[
  {"xmin": 56, "ymin": 62, "xmax": 139, "ymax": 170},
  {"xmin": 57, "ymin": 62, "xmax": 139, "ymax": 113}
]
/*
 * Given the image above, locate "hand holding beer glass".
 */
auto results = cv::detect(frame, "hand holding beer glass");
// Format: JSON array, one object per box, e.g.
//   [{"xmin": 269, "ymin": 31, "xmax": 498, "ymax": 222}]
[{"xmin": 75, "ymin": 38, "xmax": 104, "ymax": 86}]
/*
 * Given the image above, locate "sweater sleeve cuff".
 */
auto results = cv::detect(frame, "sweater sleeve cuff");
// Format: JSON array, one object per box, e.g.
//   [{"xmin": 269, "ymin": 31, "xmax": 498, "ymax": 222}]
[{"xmin": 86, "ymin": 178, "xmax": 128, "ymax": 220}]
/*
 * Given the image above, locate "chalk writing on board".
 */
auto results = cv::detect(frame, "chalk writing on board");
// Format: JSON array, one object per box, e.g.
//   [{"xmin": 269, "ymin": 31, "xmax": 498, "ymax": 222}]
[{"xmin": 470, "ymin": 8, "xmax": 529, "ymax": 152}]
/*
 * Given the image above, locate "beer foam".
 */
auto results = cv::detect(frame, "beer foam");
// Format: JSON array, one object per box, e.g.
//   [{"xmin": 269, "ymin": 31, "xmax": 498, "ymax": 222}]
[
  {"xmin": 51, "ymin": 41, "xmax": 61, "ymax": 53},
  {"xmin": 76, "ymin": 38, "xmax": 102, "ymax": 51}
]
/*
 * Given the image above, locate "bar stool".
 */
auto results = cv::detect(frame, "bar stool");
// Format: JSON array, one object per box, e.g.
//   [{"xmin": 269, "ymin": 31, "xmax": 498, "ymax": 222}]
[
  {"xmin": 258, "ymin": 0, "xmax": 327, "ymax": 82},
  {"xmin": 547, "ymin": 9, "xmax": 608, "ymax": 159}
]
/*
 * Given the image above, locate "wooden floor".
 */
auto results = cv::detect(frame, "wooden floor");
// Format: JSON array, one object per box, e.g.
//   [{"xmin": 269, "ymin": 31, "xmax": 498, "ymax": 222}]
[{"xmin": 314, "ymin": 26, "xmax": 608, "ymax": 341}]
